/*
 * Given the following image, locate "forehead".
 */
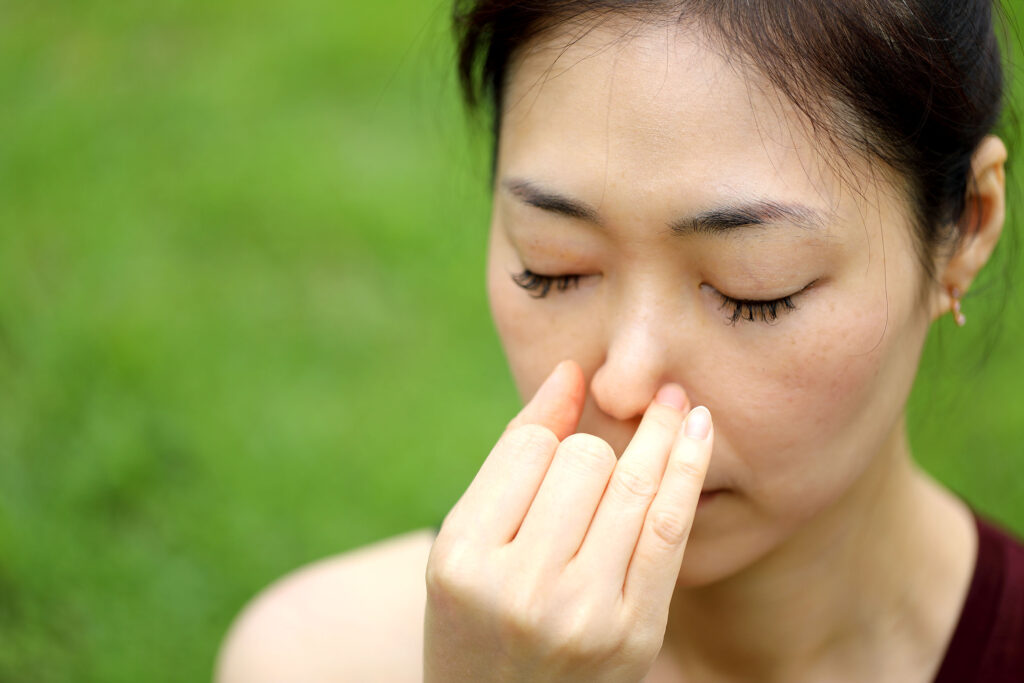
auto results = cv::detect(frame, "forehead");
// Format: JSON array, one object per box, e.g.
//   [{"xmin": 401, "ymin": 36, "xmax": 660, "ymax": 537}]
[{"xmin": 497, "ymin": 17, "xmax": 892, "ymax": 222}]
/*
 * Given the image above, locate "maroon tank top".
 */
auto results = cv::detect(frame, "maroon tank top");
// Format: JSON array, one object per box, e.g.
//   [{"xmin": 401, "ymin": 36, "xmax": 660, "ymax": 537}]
[{"xmin": 932, "ymin": 512, "xmax": 1024, "ymax": 682}]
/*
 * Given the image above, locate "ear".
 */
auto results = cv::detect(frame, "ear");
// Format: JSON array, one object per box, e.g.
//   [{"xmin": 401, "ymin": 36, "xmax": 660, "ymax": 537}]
[{"xmin": 929, "ymin": 135, "xmax": 1008, "ymax": 322}]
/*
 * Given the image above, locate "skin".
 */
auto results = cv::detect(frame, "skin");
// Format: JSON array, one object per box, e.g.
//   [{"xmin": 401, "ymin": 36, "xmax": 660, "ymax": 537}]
[
  {"xmin": 445, "ymin": 16, "xmax": 1006, "ymax": 683},
  {"xmin": 425, "ymin": 364, "xmax": 714, "ymax": 681},
  {"xmin": 216, "ymin": 13, "xmax": 1009, "ymax": 683}
]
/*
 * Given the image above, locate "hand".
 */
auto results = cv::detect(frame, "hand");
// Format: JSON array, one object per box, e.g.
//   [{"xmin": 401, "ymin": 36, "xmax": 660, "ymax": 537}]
[{"xmin": 424, "ymin": 360, "xmax": 714, "ymax": 683}]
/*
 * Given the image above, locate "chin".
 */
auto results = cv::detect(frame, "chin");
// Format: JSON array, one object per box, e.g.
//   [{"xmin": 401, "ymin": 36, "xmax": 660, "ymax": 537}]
[
  {"xmin": 674, "ymin": 539, "xmax": 747, "ymax": 588},
  {"xmin": 675, "ymin": 505, "xmax": 792, "ymax": 588},
  {"xmin": 675, "ymin": 547, "xmax": 753, "ymax": 588}
]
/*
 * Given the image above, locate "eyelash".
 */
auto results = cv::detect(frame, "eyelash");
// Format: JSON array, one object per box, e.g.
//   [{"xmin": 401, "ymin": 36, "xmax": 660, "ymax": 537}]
[
  {"xmin": 511, "ymin": 269, "xmax": 809, "ymax": 325},
  {"xmin": 511, "ymin": 269, "xmax": 582, "ymax": 298},
  {"xmin": 714, "ymin": 292, "xmax": 797, "ymax": 325}
]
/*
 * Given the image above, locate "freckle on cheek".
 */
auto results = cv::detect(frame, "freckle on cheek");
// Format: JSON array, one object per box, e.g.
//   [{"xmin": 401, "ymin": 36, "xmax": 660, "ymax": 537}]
[
  {"xmin": 748, "ymin": 320, "xmax": 886, "ymax": 437},
  {"xmin": 800, "ymin": 332, "xmax": 885, "ymax": 425}
]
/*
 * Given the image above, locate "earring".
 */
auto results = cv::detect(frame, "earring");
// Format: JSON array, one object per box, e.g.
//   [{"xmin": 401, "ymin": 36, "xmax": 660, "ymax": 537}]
[{"xmin": 950, "ymin": 286, "xmax": 966, "ymax": 327}]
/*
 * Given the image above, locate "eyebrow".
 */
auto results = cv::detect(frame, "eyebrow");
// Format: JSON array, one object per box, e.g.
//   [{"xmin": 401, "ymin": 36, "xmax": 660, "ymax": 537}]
[
  {"xmin": 672, "ymin": 201, "xmax": 825, "ymax": 236},
  {"xmin": 504, "ymin": 179, "xmax": 602, "ymax": 224},
  {"xmin": 502, "ymin": 178, "xmax": 825, "ymax": 235}
]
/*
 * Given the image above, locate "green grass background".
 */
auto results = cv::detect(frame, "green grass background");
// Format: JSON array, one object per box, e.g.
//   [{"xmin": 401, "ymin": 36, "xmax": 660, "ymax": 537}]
[{"xmin": 0, "ymin": 1, "xmax": 1022, "ymax": 680}]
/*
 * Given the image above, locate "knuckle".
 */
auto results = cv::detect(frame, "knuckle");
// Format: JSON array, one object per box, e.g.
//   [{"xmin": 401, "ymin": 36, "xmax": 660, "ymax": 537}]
[
  {"xmin": 621, "ymin": 628, "xmax": 662, "ymax": 665},
  {"xmin": 553, "ymin": 607, "xmax": 617, "ymax": 661},
  {"xmin": 425, "ymin": 541, "xmax": 478, "ymax": 597},
  {"xmin": 498, "ymin": 590, "xmax": 546, "ymax": 643},
  {"xmin": 503, "ymin": 424, "xmax": 560, "ymax": 458},
  {"xmin": 647, "ymin": 507, "xmax": 691, "ymax": 546},
  {"xmin": 558, "ymin": 433, "xmax": 616, "ymax": 471},
  {"xmin": 424, "ymin": 552, "xmax": 459, "ymax": 595},
  {"xmin": 667, "ymin": 453, "xmax": 706, "ymax": 482},
  {"xmin": 610, "ymin": 465, "xmax": 658, "ymax": 500},
  {"xmin": 500, "ymin": 609, "xmax": 537, "ymax": 643},
  {"xmin": 557, "ymin": 631, "xmax": 612, "ymax": 663},
  {"xmin": 559, "ymin": 433, "xmax": 615, "ymax": 461},
  {"xmin": 645, "ymin": 406, "xmax": 684, "ymax": 433}
]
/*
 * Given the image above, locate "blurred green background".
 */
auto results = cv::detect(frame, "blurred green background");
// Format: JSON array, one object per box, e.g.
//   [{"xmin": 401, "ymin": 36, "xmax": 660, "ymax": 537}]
[{"xmin": 0, "ymin": 1, "xmax": 1022, "ymax": 681}]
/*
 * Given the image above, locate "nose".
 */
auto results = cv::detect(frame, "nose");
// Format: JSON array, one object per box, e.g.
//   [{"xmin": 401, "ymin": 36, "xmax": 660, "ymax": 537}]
[{"xmin": 589, "ymin": 302, "xmax": 680, "ymax": 422}]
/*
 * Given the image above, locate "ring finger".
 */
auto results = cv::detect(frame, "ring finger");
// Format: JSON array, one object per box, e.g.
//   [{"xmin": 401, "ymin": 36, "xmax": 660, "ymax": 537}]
[{"xmin": 572, "ymin": 384, "xmax": 689, "ymax": 585}]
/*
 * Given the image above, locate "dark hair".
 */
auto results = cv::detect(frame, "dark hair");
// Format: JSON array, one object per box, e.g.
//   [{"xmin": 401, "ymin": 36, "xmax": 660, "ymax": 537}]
[{"xmin": 452, "ymin": 0, "xmax": 1012, "ymax": 282}]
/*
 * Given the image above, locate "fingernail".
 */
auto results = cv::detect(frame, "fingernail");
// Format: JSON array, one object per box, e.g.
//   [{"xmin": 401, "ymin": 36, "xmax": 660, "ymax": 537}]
[
  {"xmin": 684, "ymin": 406, "xmax": 711, "ymax": 440},
  {"xmin": 654, "ymin": 383, "xmax": 687, "ymax": 411}
]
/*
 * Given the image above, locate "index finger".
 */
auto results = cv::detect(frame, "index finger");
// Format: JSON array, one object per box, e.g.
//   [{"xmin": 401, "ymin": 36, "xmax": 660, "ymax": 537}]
[
  {"xmin": 504, "ymin": 359, "xmax": 586, "ymax": 440},
  {"xmin": 441, "ymin": 360, "xmax": 585, "ymax": 545}
]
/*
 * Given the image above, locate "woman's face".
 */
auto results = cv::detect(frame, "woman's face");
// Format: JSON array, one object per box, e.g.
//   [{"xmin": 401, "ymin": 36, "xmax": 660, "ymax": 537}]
[{"xmin": 486, "ymin": 20, "xmax": 938, "ymax": 585}]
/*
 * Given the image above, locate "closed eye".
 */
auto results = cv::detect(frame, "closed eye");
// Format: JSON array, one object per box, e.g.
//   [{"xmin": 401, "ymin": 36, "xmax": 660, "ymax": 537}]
[
  {"xmin": 710, "ymin": 279, "xmax": 818, "ymax": 325},
  {"xmin": 510, "ymin": 269, "xmax": 581, "ymax": 298},
  {"xmin": 716, "ymin": 293, "xmax": 797, "ymax": 324}
]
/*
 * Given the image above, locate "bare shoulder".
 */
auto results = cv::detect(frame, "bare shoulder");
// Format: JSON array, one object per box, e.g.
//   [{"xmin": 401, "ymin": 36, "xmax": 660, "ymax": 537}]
[{"xmin": 216, "ymin": 528, "xmax": 436, "ymax": 683}]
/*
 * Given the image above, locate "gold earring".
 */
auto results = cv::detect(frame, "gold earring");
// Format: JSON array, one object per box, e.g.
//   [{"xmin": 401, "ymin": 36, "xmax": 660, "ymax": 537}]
[{"xmin": 951, "ymin": 287, "xmax": 966, "ymax": 327}]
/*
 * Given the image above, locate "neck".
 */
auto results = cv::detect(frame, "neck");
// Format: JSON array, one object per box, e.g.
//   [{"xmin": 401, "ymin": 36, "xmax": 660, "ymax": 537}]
[{"xmin": 662, "ymin": 418, "xmax": 976, "ymax": 682}]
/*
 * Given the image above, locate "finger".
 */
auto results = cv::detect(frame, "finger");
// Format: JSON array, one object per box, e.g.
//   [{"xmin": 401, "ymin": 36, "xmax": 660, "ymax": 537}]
[
  {"xmin": 444, "ymin": 423, "xmax": 560, "ymax": 546},
  {"xmin": 572, "ymin": 384, "xmax": 690, "ymax": 586},
  {"xmin": 512, "ymin": 432, "xmax": 617, "ymax": 568},
  {"xmin": 443, "ymin": 362, "xmax": 582, "ymax": 546},
  {"xmin": 623, "ymin": 406, "xmax": 713, "ymax": 617},
  {"xmin": 504, "ymin": 359, "xmax": 586, "ymax": 441}
]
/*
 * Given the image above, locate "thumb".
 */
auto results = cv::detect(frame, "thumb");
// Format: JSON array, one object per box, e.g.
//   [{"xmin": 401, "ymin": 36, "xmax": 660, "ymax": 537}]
[{"xmin": 504, "ymin": 360, "xmax": 585, "ymax": 441}]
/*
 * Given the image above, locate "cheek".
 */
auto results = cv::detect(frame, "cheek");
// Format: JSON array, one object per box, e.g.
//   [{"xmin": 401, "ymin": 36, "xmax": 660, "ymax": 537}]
[
  {"xmin": 701, "ymin": 298, "xmax": 895, "ymax": 508},
  {"xmin": 487, "ymin": 229, "xmax": 597, "ymax": 402}
]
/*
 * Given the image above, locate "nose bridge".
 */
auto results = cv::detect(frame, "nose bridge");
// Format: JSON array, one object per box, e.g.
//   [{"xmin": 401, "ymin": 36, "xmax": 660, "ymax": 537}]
[{"xmin": 589, "ymin": 279, "xmax": 680, "ymax": 421}]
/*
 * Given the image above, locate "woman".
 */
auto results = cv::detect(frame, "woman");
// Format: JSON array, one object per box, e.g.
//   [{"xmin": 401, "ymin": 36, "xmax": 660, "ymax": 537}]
[{"xmin": 217, "ymin": 1, "xmax": 1024, "ymax": 681}]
